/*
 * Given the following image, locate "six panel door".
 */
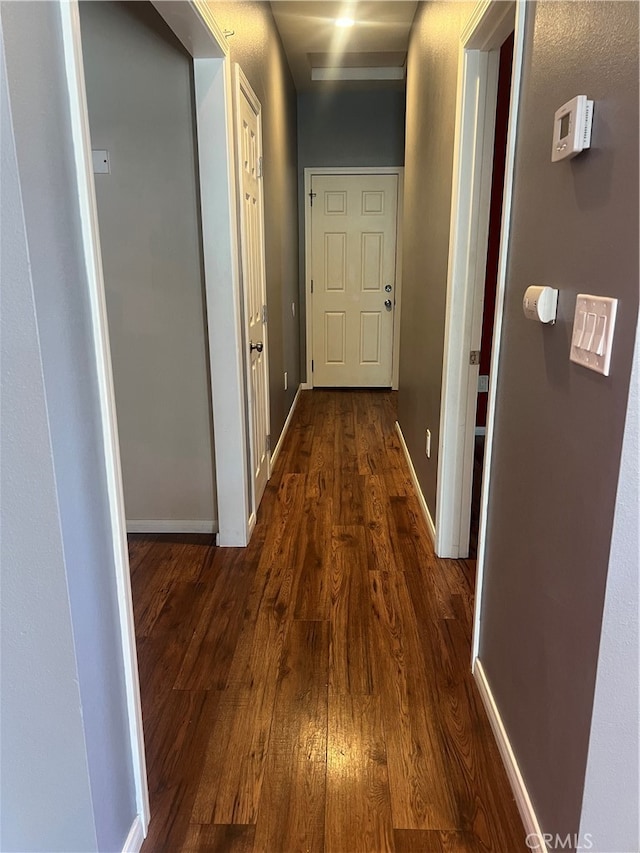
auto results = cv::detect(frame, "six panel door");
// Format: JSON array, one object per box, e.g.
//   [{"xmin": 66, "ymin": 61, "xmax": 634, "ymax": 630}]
[
  {"xmin": 237, "ymin": 73, "xmax": 270, "ymax": 510},
  {"xmin": 311, "ymin": 174, "xmax": 399, "ymax": 387}
]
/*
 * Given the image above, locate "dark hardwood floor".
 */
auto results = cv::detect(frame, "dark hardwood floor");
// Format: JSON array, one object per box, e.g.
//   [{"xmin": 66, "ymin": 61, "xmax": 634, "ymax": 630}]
[{"xmin": 131, "ymin": 390, "xmax": 526, "ymax": 852}]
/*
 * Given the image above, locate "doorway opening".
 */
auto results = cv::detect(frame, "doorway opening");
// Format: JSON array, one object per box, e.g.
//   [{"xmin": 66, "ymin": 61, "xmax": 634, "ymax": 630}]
[
  {"xmin": 80, "ymin": 1, "xmax": 216, "ymax": 538},
  {"xmin": 436, "ymin": 0, "xmax": 524, "ymax": 573},
  {"xmin": 469, "ymin": 31, "xmax": 514, "ymax": 557}
]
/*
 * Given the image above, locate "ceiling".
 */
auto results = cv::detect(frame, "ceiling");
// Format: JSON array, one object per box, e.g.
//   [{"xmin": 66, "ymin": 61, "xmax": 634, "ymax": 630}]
[{"xmin": 269, "ymin": 1, "xmax": 419, "ymax": 92}]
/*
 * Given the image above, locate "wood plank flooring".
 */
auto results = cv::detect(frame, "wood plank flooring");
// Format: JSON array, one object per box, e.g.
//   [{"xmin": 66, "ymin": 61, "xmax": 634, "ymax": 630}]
[{"xmin": 132, "ymin": 390, "xmax": 526, "ymax": 852}]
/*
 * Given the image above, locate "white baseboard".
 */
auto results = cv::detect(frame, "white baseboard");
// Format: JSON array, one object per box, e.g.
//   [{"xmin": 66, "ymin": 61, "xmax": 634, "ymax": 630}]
[
  {"xmin": 122, "ymin": 814, "xmax": 145, "ymax": 853},
  {"xmin": 271, "ymin": 383, "xmax": 303, "ymax": 469},
  {"xmin": 473, "ymin": 659, "xmax": 547, "ymax": 852},
  {"xmin": 126, "ymin": 520, "xmax": 218, "ymax": 534},
  {"xmin": 395, "ymin": 421, "xmax": 436, "ymax": 544},
  {"xmin": 247, "ymin": 511, "xmax": 256, "ymax": 541},
  {"xmin": 300, "ymin": 382, "xmax": 313, "ymax": 390}
]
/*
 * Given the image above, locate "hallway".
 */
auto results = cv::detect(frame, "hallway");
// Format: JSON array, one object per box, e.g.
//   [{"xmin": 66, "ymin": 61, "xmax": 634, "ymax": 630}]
[{"xmin": 132, "ymin": 390, "xmax": 525, "ymax": 852}]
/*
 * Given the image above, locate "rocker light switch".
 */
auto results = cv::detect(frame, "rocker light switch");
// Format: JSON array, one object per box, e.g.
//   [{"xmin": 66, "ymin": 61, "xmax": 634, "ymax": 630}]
[
  {"xmin": 572, "ymin": 310, "xmax": 586, "ymax": 348},
  {"xmin": 581, "ymin": 312, "xmax": 597, "ymax": 350},
  {"xmin": 570, "ymin": 294, "xmax": 618, "ymax": 376},
  {"xmin": 594, "ymin": 315, "xmax": 608, "ymax": 356}
]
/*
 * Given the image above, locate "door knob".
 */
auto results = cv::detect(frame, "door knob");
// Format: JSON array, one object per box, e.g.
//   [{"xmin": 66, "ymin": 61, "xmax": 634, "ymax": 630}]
[
  {"xmin": 250, "ymin": 341, "xmax": 264, "ymax": 353},
  {"xmin": 384, "ymin": 299, "xmax": 392, "ymax": 310},
  {"xmin": 385, "ymin": 284, "xmax": 393, "ymax": 292}
]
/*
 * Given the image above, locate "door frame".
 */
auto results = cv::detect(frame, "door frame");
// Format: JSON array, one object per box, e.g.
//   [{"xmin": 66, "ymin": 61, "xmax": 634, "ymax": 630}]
[
  {"xmin": 303, "ymin": 167, "xmax": 404, "ymax": 390},
  {"xmin": 60, "ymin": 0, "xmax": 253, "ymax": 841},
  {"xmin": 435, "ymin": 0, "xmax": 524, "ymax": 554},
  {"xmin": 233, "ymin": 63, "xmax": 271, "ymax": 525}
]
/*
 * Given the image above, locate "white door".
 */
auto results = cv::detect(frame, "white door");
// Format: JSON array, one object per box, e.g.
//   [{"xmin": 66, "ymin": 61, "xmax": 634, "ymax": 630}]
[
  {"xmin": 235, "ymin": 66, "xmax": 270, "ymax": 511},
  {"xmin": 310, "ymin": 173, "xmax": 399, "ymax": 387}
]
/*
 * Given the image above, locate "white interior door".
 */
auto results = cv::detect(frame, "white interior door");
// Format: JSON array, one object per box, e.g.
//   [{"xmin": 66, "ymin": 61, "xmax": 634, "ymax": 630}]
[
  {"xmin": 310, "ymin": 173, "xmax": 399, "ymax": 387},
  {"xmin": 235, "ymin": 66, "xmax": 270, "ymax": 512}
]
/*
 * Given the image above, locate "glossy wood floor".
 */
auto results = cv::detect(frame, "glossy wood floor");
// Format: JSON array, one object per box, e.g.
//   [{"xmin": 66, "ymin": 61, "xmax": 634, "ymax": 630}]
[{"xmin": 132, "ymin": 390, "xmax": 526, "ymax": 853}]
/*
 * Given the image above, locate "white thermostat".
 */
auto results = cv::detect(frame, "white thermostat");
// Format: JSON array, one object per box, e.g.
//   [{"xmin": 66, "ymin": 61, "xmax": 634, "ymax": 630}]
[{"xmin": 551, "ymin": 95, "xmax": 593, "ymax": 162}]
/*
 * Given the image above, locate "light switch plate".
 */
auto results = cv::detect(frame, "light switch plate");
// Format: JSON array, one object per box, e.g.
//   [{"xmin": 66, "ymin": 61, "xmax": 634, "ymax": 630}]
[
  {"xmin": 92, "ymin": 149, "xmax": 110, "ymax": 174},
  {"xmin": 570, "ymin": 294, "xmax": 618, "ymax": 376}
]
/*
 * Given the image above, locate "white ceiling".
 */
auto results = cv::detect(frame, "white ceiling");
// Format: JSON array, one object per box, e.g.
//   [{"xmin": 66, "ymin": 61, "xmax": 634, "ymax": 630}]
[{"xmin": 270, "ymin": 1, "xmax": 418, "ymax": 92}]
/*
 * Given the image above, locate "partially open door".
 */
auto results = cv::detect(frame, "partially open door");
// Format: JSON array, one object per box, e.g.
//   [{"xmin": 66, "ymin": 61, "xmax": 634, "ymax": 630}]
[{"xmin": 234, "ymin": 65, "xmax": 271, "ymax": 514}]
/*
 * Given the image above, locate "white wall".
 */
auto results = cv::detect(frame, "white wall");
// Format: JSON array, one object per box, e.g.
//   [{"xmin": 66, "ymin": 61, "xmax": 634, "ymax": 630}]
[
  {"xmin": 1, "ymin": 3, "xmax": 138, "ymax": 849},
  {"xmin": 1, "ymin": 13, "xmax": 96, "ymax": 851},
  {"xmin": 0, "ymin": 190, "xmax": 98, "ymax": 847},
  {"xmin": 578, "ymin": 325, "xmax": 640, "ymax": 853},
  {"xmin": 80, "ymin": 1, "xmax": 216, "ymax": 529}
]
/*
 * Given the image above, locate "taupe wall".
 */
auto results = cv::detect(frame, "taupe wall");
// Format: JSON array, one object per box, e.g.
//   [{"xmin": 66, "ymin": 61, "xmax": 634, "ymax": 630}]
[
  {"xmin": 479, "ymin": 1, "xmax": 638, "ymax": 842},
  {"xmin": 209, "ymin": 1, "xmax": 300, "ymax": 440},
  {"xmin": 297, "ymin": 90, "xmax": 406, "ymax": 378},
  {"xmin": 400, "ymin": 0, "xmax": 638, "ymax": 845},
  {"xmin": 397, "ymin": 1, "xmax": 474, "ymax": 512},
  {"xmin": 80, "ymin": 2, "xmax": 216, "ymax": 528}
]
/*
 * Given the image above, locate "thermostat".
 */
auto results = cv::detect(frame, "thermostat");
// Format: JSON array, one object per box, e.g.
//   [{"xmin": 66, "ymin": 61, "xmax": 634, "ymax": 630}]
[{"xmin": 552, "ymin": 95, "xmax": 593, "ymax": 162}]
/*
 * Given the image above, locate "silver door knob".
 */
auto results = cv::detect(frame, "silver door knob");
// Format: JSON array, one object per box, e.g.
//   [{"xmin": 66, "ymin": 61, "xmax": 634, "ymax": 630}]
[
  {"xmin": 250, "ymin": 341, "xmax": 264, "ymax": 353},
  {"xmin": 385, "ymin": 284, "xmax": 393, "ymax": 292},
  {"xmin": 384, "ymin": 299, "xmax": 392, "ymax": 310}
]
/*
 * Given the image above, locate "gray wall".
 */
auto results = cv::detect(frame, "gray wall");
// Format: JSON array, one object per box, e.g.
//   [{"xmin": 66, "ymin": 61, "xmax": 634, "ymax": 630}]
[
  {"xmin": 298, "ymin": 89, "xmax": 406, "ymax": 169},
  {"xmin": 80, "ymin": 1, "xmax": 216, "ymax": 528},
  {"xmin": 578, "ymin": 328, "xmax": 639, "ymax": 851},
  {"xmin": 209, "ymin": 1, "xmax": 300, "ymax": 441},
  {"xmin": 1, "ymin": 2, "xmax": 136, "ymax": 849},
  {"xmin": 478, "ymin": 0, "xmax": 639, "ymax": 844},
  {"xmin": 397, "ymin": 0, "xmax": 474, "ymax": 511},
  {"xmin": 297, "ymin": 89, "xmax": 406, "ymax": 377}
]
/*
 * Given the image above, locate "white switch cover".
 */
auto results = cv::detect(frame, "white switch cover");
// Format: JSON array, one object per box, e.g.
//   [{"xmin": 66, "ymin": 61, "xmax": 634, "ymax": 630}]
[
  {"xmin": 92, "ymin": 149, "xmax": 110, "ymax": 174},
  {"xmin": 570, "ymin": 294, "xmax": 618, "ymax": 376}
]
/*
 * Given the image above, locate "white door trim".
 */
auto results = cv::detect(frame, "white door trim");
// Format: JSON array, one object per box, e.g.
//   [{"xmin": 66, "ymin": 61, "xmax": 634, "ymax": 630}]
[
  {"xmin": 59, "ymin": 2, "xmax": 150, "ymax": 832},
  {"xmin": 191, "ymin": 53, "xmax": 253, "ymax": 546},
  {"xmin": 436, "ymin": 45, "xmax": 500, "ymax": 560},
  {"xmin": 61, "ymin": 0, "xmax": 250, "ymax": 842},
  {"xmin": 233, "ymin": 63, "xmax": 271, "ymax": 520},
  {"xmin": 472, "ymin": 1, "xmax": 526, "ymax": 661},
  {"xmin": 154, "ymin": 1, "xmax": 253, "ymax": 547},
  {"xmin": 303, "ymin": 167, "xmax": 404, "ymax": 390},
  {"xmin": 432, "ymin": 0, "xmax": 526, "ymax": 654}
]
